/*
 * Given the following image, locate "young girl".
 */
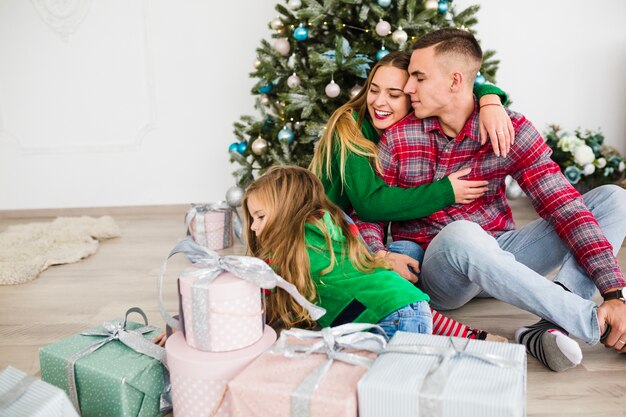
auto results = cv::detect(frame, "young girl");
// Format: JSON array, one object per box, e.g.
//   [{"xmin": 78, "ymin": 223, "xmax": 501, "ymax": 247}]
[{"xmin": 243, "ymin": 165, "xmax": 505, "ymax": 341}]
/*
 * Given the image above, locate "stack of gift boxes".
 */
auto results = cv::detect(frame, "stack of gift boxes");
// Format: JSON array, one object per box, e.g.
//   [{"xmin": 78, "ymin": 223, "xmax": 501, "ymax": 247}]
[{"xmin": 15, "ymin": 202, "xmax": 528, "ymax": 417}]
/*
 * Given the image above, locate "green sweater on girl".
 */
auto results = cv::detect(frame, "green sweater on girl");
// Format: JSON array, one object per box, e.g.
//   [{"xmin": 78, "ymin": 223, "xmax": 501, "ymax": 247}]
[
  {"xmin": 319, "ymin": 83, "xmax": 508, "ymax": 221},
  {"xmin": 305, "ymin": 211, "xmax": 429, "ymax": 328}
]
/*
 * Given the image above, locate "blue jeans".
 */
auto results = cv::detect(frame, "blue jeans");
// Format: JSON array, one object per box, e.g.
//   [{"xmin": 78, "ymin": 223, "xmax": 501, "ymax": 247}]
[
  {"xmin": 417, "ymin": 185, "xmax": 626, "ymax": 345},
  {"xmin": 376, "ymin": 301, "xmax": 433, "ymax": 341}
]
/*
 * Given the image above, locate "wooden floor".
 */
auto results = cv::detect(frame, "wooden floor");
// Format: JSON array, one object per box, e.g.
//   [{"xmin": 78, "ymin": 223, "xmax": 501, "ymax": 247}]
[{"xmin": 1, "ymin": 199, "xmax": 625, "ymax": 416}]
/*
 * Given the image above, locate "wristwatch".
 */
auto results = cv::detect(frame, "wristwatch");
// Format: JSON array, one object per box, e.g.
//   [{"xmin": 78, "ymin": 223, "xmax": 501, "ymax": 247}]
[{"xmin": 603, "ymin": 288, "xmax": 626, "ymax": 303}]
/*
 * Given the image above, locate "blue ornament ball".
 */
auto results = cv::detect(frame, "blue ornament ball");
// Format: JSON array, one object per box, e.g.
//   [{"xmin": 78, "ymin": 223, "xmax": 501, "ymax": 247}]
[
  {"xmin": 277, "ymin": 127, "xmax": 295, "ymax": 144},
  {"xmin": 258, "ymin": 82, "xmax": 273, "ymax": 94},
  {"xmin": 293, "ymin": 25, "xmax": 309, "ymax": 42},
  {"xmin": 437, "ymin": 0, "xmax": 449, "ymax": 14},
  {"xmin": 474, "ymin": 73, "xmax": 486, "ymax": 85},
  {"xmin": 237, "ymin": 141, "xmax": 248, "ymax": 154},
  {"xmin": 376, "ymin": 48, "xmax": 390, "ymax": 61},
  {"xmin": 228, "ymin": 142, "xmax": 239, "ymax": 153},
  {"xmin": 377, "ymin": 0, "xmax": 392, "ymax": 8}
]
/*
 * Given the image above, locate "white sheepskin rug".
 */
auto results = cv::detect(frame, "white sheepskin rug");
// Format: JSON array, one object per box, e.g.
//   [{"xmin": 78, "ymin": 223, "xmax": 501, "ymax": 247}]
[{"xmin": 0, "ymin": 216, "xmax": 121, "ymax": 285}]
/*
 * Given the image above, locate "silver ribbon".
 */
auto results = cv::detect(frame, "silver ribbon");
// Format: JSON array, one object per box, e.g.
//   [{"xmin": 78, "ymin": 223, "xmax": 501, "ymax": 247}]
[
  {"xmin": 157, "ymin": 238, "xmax": 326, "ymax": 350},
  {"xmin": 0, "ymin": 371, "xmax": 37, "ymax": 409},
  {"xmin": 270, "ymin": 323, "xmax": 387, "ymax": 417},
  {"xmin": 65, "ymin": 307, "xmax": 171, "ymax": 416},
  {"xmin": 185, "ymin": 202, "xmax": 235, "ymax": 248},
  {"xmin": 382, "ymin": 337, "xmax": 523, "ymax": 417}
]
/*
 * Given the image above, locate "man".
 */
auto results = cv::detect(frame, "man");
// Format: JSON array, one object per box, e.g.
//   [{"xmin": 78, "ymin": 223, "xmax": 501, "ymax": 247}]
[{"xmin": 354, "ymin": 28, "xmax": 626, "ymax": 372}]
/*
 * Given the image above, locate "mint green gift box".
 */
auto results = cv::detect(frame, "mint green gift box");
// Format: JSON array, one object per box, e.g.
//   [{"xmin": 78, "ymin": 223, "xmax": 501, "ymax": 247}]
[{"xmin": 39, "ymin": 308, "xmax": 168, "ymax": 417}]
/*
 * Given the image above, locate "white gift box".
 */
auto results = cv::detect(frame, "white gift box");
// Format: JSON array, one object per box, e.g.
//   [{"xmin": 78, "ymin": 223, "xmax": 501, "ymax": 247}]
[
  {"xmin": 0, "ymin": 366, "xmax": 79, "ymax": 417},
  {"xmin": 358, "ymin": 332, "xmax": 527, "ymax": 417}
]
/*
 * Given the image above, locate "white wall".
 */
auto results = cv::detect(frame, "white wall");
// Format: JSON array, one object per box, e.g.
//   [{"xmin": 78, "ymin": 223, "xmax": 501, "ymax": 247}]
[{"xmin": 0, "ymin": 0, "xmax": 624, "ymax": 210}]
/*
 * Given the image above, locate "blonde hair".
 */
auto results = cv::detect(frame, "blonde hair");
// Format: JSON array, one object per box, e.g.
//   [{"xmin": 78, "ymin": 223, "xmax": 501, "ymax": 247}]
[
  {"xmin": 309, "ymin": 51, "xmax": 411, "ymax": 186},
  {"xmin": 242, "ymin": 166, "xmax": 388, "ymax": 328}
]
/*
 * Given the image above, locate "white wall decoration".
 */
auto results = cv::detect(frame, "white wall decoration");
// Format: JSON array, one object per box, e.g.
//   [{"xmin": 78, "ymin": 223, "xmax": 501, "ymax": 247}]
[{"xmin": 31, "ymin": 0, "xmax": 92, "ymax": 40}]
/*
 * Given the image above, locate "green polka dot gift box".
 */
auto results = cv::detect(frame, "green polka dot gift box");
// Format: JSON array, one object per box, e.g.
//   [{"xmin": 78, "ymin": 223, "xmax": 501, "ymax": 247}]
[{"xmin": 39, "ymin": 308, "xmax": 170, "ymax": 417}]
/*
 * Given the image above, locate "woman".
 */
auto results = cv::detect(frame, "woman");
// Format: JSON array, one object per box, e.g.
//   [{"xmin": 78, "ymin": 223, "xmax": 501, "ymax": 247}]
[{"xmin": 310, "ymin": 51, "xmax": 514, "ymax": 280}]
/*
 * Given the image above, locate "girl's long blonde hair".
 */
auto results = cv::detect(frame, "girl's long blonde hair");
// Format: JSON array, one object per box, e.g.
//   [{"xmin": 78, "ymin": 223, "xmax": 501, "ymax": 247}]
[
  {"xmin": 242, "ymin": 166, "xmax": 388, "ymax": 329},
  {"xmin": 309, "ymin": 51, "xmax": 411, "ymax": 185}
]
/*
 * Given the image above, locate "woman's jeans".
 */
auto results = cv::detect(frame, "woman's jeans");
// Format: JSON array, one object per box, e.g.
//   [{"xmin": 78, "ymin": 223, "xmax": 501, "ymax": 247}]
[{"xmin": 376, "ymin": 301, "xmax": 432, "ymax": 340}]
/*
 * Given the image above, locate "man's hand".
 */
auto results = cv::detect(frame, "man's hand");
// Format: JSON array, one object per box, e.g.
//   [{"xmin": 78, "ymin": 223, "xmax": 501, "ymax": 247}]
[
  {"xmin": 376, "ymin": 250, "xmax": 420, "ymax": 283},
  {"xmin": 597, "ymin": 299, "xmax": 626, "ymax": 353}
]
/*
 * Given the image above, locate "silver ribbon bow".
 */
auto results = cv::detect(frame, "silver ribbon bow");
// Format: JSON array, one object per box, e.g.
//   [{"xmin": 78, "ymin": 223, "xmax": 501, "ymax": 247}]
[
  {"xmin": 0, "ymin": 369, "xmax": 37, "ymax": 410},
  {"xmin": 383, "ymin": 337, "xmax": 523, "ymax": 417},
  {"xmin": 185, "ymin": 201, "xmax": 239, "ymax": 246},
  {"xmin": 65, "ymin": 307, "xmax": 171, "ymax": 416},
  {"xmin": 157, "ymin": 238, "xmax": 326, "ymax": 348},
  {"xmin": 270, "ymin": 323, "xmax": 387, "ymax": 417}
]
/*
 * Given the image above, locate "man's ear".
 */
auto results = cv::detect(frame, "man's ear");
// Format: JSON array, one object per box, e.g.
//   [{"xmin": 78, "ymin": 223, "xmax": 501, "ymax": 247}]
[{"xmin": 449, "ymin": 71, "xmax": 464, "ymax": 92}]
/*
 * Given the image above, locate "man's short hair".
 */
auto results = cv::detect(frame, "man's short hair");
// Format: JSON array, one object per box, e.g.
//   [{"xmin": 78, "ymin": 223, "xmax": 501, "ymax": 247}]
[{"xmin": 413, "ymin": 28, "xmax": 482, "ymax": 62}]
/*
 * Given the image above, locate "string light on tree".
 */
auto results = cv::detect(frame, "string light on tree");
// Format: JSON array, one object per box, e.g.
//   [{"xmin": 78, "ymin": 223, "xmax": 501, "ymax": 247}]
[
  {"xmin": 272, "ymin": 38, "xmax": 290, "ymax": 56},
  {"xmin": 377, "ymin": 0, "xmax": 392, "ymax": 8},
  {"xmin": 325, "ymin": 78, "xmax": 341, "ymax": 98},
  {"xmin": 287, "ymin": 73, "xmax": 301, "ymax": 89},
  {"xmin": 375, "ymin": 20, "xmax": 391, "ymax": 37},
  {"xmin": 251, "ymin": 137, "xmax": 269, "ymax": 155},
  {"xmin": 293, "ymin": 24, "xmax": 309, "ymax": 41},
  {"xmin": 277, "ymin": 126, "xmax": 296, "ymax": 144},
  {"xmin": 391, "ymin": 27, "xmax": 408, "ymax": 44}
]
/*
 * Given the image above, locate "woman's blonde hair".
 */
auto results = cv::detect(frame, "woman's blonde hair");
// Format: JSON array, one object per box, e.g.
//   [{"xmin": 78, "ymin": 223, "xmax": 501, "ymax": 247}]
[
  {"xmin": 242, "ymin": 165, "xmax": 388, "ymax": 329},
  {"xmin": 309, "ymin": 51, "xmax": 411, "ymax": 185}
]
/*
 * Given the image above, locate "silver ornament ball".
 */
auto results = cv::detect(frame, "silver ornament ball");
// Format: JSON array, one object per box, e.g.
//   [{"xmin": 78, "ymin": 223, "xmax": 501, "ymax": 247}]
[
  {"xmin": 424, "ymin": 0, "xmax": 438, "ymax": 10},
  {"xmin": 272, "ymin": 38, "xmax": 291, "ymax": 56},
  {"xmin": 375, "ymin": 20, "xmax": 391, "ymax": 37},
  {"xmin": 325, "ymin": 80, "xmax": 341, "ymax": 98},
  {"xmin": 391, "ymin": 28, "xmax": 408, "ymax": 44},
  {"xmin": 287, "ymin": 73, "xmax": 301, "ymax": 89},
  {"xmin": 349, "ymin": 85, "xmax": 362, "ymax": 98},
  {"xmin": 226, "ymin": 185, "xmax": 244, "ymax": 207},
  {"xmin": 251, "ymin": 137, "xmax": 269, "ymax": 155},
  {"xmin": 253, "ymin": 58, "xmax": 261, "ymax": 69},
  {"xmin": 287, "ymin": 0, "xmax": 302, "ymax": 10},
  {"xmin": 260, "ymin": 94, "xmax": 270, "ymax": 105},
  {"xmin": 270, "ymin": 17, "xmax": 284, "ymax": 30}
]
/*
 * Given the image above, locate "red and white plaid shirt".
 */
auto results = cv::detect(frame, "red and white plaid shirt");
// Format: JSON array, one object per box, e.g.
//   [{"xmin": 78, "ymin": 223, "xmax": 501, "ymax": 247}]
[{"xmin": 354, "ymin": 100, "xmax": 625, "ymax": 294}]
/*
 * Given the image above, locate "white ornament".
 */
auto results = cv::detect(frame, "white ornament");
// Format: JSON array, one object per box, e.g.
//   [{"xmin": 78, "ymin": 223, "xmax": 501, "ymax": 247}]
[
  {"xmin": 260, "ymin": 94, "xmax": 270, "ymax": 105},
  {"xmin": 325, "ymin": 80, "xmax": 341, "ymax": 98},
  {"xmin": 226, "ymin": 186, "xmax": 244, "ymax": 207},
  {"xmin": 349, "ymin": 85, "xmax": 362, "ymax": 98},
  {"xmin": 424, "ymin": 0, "xmax": 438, "ymax": 10},
  {"xmin": 391, "ymin": 27, "xmax": 408, "ymax": 44},
  {"xmin": 375, "ymin": 20, "xmax": 391, "ymax": 37},
  {"xmin": 287, "ymin": 73, "xmax": 301, "ymax": 89},
  {"xmin": 272, "ymin": 38, "xmax": 291, "ymax": 56},
  {"xmin": 251, "ymin": 137, "xmax": 269, "ymax": 155},
  {"xmin": 253, "ymin": 58, "xmax": 261, "ymax": 69},
  {"xmin": 287, "ymin": 0, "xmax": 302, "ymax": 10},
  {"xmin": 270, "ymin": 17, "xmax": 284, "ymax": 30}
]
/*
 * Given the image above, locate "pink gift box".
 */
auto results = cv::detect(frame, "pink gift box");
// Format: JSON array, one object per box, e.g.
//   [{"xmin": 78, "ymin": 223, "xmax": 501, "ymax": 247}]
[
  {"xmin": 166, "ymin": 325, "xmax": 276, "ymax": 417},
  {"xmin": 186, "ymin": 204, "xmax": 234, "ymax": 251},
  {"xmin": 178, "ymin": 268, "xmax": 265, "ymax": 352},
  {"xmin": 228, "ymin": 338, "xmax": 376, "ymax": 417}
]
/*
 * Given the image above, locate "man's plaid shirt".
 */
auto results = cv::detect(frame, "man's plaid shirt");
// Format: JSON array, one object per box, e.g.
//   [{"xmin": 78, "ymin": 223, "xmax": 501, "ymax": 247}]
[{"xmin": 354, "ymin": 100, "xmax": 625, "ymax": 294}]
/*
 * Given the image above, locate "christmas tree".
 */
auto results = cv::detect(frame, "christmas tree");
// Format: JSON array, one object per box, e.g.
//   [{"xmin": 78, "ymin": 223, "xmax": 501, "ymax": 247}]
[{"xmin": 228, "ymin": 0, "xmax": 499, "ymax": 190}]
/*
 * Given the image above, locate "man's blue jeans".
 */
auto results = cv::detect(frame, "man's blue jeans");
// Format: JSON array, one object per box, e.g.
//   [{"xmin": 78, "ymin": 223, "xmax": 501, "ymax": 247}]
[{"xmin": 413, "ymin": 185, "xmax": 626, "ymax": 345}]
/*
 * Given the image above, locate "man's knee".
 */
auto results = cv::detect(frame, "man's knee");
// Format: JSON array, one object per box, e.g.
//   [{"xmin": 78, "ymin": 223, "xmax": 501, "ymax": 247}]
[
  {"xmin": 586, "ymin": 184, "xmax": 626, "ymax": 210},
  {"xmin": 430, "ymin": 220, "xmax": 493, "ymax": 251}
]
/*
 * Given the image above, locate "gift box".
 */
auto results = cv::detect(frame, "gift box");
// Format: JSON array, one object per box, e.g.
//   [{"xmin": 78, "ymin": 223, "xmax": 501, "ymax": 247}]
[
  {"xmin": 228, "ymin": 324, "xmax": 386, "ymax": 417},
  {"xmin": 358, "ymin": 332, "xmax": 527, "ymax": 417},
  {"xmin": 166, "ymin": 325, "xmax": 276, "ymax": 417},
  {"xmin": 0, "ymin": 366, "xmax": 78, "ymax": 417},
  {"xmin": 178, "ymin": 267, "xmax": 264, "ymax": 352},
  {"xmin": 185, "ymin": 203, "xmax": 234, "ymax": 250},
  {"xmin": 39, "ymin": 308, "xmax": 170, "ymax": 417},
  {"xmin": 158, "ymin": 238, "xmax": 325, "ymax": 353}
]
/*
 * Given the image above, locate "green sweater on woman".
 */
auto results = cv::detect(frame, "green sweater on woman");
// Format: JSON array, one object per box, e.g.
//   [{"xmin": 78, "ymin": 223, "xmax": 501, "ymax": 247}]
[
  {"xmin": 320, "ymin": 83, "xmax": 508, "ymax": 221},
  {"xmin": 305, "ymin": 211, "xmax": 429, "ymax": 328}
]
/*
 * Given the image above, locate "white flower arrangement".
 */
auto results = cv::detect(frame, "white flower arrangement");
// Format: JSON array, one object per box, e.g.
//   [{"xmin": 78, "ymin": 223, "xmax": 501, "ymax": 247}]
[{"xmin": 544, "ymin": 125, "xmax": 625, "ymax": 189}]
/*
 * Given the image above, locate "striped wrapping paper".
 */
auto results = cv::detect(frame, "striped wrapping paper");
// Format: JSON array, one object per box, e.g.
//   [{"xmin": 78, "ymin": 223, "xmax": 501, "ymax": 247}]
[
  {"xmin": 0, "ymin": 367, "xmax": 78, "ymax": 417},
  {"xmin": 357, "ymin": 332, "xmax": 526, "ymax": 417}
]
